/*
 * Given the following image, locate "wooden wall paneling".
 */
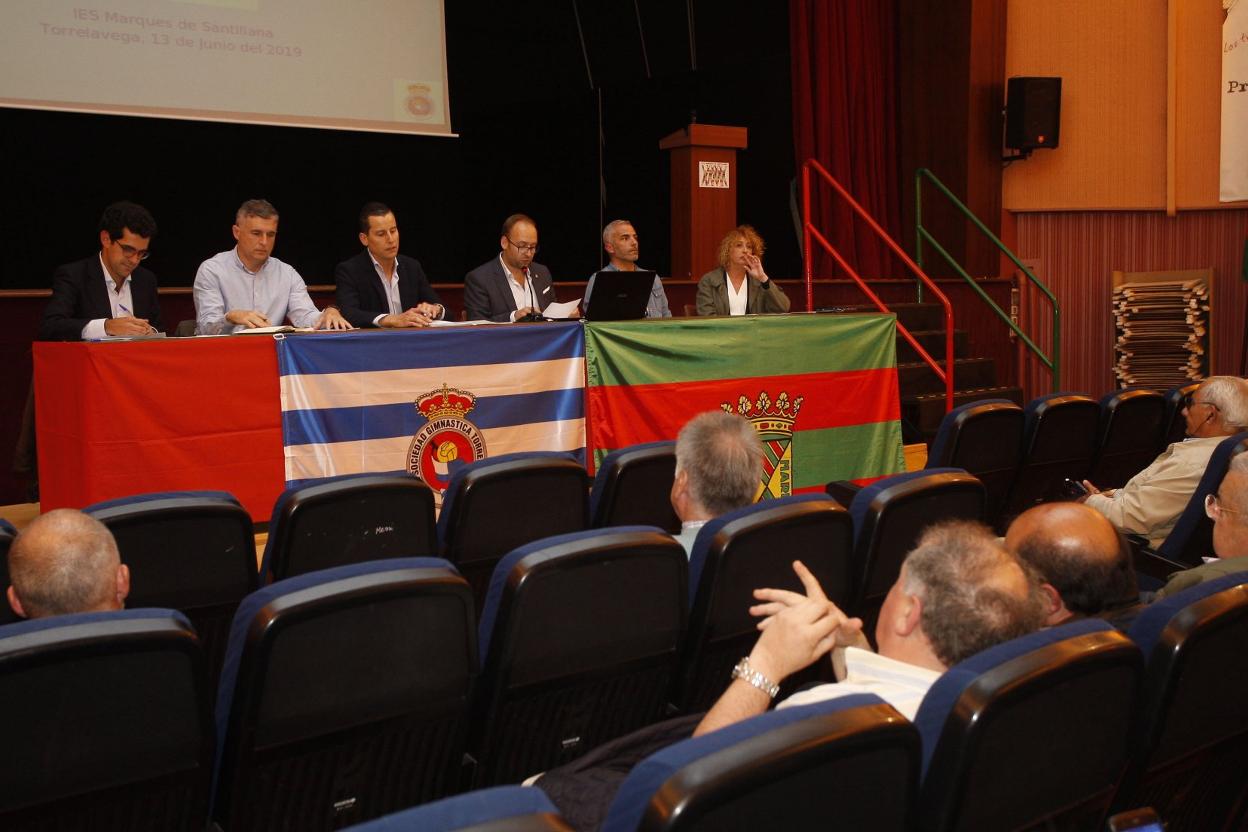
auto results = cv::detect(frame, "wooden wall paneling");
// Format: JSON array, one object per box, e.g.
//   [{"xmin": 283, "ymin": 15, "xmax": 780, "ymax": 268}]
[{"xmin": 1014, "ymin": 210, "xmax": 1248, "ymax": 399}]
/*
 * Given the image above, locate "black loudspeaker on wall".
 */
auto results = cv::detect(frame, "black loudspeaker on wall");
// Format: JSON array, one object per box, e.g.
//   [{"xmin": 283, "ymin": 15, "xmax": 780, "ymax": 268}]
[{"xmin": 1005, "ymin": 76, "xmax": 1061, "ymax": 151}]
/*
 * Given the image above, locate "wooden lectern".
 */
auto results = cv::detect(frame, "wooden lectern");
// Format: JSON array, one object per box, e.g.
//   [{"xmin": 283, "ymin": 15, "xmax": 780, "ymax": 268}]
[{"xmin": 660, "ymin": 124, "xmax": 748, "ymax": 280}]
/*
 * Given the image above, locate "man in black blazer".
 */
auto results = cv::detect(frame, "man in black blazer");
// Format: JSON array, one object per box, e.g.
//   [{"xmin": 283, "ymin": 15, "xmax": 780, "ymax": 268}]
[
  {"xmin": 463, "ymin": 213, "xmax": 560, "ymax": 322},
  {"xmin": 39, "ymin": 202, "xmax": 164, "ymax": 341},
  {"xmin": 334, "ymin": 202, "xmax": 445, "ymax": 328}
]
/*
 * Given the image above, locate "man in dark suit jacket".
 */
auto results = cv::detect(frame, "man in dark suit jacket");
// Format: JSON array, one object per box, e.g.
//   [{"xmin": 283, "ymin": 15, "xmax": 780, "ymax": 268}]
[
  {"xmin": 334, "ymin": 202, "xmax": 445, "ymax": 328},
  {"xmin": 39, "ymin": 201, "xmax": 164, "ymax": 341},
  {"xmin": 464, "ymin": 213, "xmax": 559, "ymax": 322}
]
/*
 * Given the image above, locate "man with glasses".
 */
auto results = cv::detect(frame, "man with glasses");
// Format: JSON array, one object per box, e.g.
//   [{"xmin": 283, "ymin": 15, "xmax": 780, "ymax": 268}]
[
  {"xmin": 1082, "ymin": 376, "xmax": 1248, "ymax": 547},
  {"xmin": 39, "ymin": 201, "xmax": 164, "ymax": 340},
  {"xmin": 464, "ymin": 213, "xmax": 562, "ymax": 322},
  {"xmin": 1155, "ymin": 453, "xmax": 1248, "ymax": 598}
]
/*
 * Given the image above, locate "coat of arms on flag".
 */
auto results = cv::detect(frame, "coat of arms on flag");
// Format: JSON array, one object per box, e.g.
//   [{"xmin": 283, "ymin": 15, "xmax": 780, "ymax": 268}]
[
  {"xmin": 723, "ymin": 390, "xmax": 804, "ymax": 500},
  {"xmin": 408, "ymin": 383, "xmax": 487, "ymax": 502}
]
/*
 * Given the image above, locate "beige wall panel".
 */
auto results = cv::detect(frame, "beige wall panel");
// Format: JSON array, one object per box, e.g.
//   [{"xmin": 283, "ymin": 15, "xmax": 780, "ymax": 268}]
[{"xmin": 1004, "ymin": 0, "xmax": 1167, "ymax": 211}]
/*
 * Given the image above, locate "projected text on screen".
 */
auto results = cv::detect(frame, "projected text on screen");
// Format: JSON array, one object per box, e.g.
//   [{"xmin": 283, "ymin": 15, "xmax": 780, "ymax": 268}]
[{"xmin": 1, "ymin": 0, "xmax": 453, "ymax": 137}]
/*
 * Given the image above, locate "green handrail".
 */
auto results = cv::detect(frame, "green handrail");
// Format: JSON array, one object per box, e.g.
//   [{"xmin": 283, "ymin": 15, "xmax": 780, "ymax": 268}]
[{"xmin": 914, "ymin": 168, "xmax": 1061, "ymax": 391}]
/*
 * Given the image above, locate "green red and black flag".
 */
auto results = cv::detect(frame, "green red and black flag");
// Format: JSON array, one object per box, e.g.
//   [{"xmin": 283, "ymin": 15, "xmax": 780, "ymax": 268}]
[{"xmin": 584, "ymin": 314, "xmax": 905, "ymax": 498}]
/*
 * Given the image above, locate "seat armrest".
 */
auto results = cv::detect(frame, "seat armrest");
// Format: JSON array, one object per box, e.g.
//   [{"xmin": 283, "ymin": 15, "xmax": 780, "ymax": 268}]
[{"xmin": 825, "ymin": 480, "xmax": 861, "ymax": 509}]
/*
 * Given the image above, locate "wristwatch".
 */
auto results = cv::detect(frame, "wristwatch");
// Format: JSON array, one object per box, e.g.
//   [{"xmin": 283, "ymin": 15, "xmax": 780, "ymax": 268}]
[{"xmin": 731, "ymin": 657, "xmax": 780, "ymax": 699}]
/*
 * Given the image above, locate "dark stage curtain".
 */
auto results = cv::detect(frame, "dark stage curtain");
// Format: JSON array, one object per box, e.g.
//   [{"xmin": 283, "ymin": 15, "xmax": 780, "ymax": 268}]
[{"xmin": 790, "ymin": 0, "xmax": 901, "ymax": 283}]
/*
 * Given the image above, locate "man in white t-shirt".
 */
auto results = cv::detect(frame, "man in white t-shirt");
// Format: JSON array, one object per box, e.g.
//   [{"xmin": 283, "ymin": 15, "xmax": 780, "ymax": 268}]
[{"xmin": 695, "ymin": 519, "xmax": 1044, "ymax": 733}]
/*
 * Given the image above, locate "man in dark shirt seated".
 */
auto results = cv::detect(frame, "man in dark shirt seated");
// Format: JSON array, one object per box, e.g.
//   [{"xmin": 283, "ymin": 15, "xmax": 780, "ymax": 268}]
[
  {"xmin": 334, "ymin": 202, "xmax": 445, "ymax": 328},
  {"xmin": 39, "ymin": 201, "xmax": 164, "ymax": 340},
  {"xmin": 7, "ymin": 509, "xmax": 130, "ymax": 620}
]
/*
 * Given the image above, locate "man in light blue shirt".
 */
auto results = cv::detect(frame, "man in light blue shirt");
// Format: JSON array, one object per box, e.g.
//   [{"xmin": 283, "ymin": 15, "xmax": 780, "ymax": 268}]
[
  {"xmin": 194, "ymin": 199, "xmax": 350, "ymax": 335},
  {"xmin": 583, "ymin": 219, "xmax": 672, "ymax": 318}
]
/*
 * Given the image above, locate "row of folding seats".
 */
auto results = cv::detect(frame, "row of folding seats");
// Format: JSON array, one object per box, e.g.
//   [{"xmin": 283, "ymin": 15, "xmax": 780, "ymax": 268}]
[
  {"xmin": 0, "ymin": 460, "xmax": 989, "ymax": 701},
  {"xmin": 4, "ymin": 498, "xmax": 1243, "ymax": 828},
  {"xmin": 344, "ymin": 575, "xmax": 1248, "ymax": 832},
  {"xmin": 0, "ymin": 477, "xmax": 989, "ymax": 829},
  {"xmin": 925, "ymin": 383, "xmax": 1198, "ymax": 530}
]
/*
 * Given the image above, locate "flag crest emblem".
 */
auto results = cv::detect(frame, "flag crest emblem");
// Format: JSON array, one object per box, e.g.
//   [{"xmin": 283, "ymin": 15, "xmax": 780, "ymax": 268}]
[
  {"xmin": 408, "ymin": 383, "xmax": 487, "ymax": 501},
  {"xmin": 723, "ymin": 390, "xmax": 804, "ymax": 500}
]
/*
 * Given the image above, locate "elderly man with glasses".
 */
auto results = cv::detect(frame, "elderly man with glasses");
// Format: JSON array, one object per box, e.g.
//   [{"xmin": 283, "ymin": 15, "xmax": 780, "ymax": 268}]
[
  {"xmin": 39, "ymin": 201, "xmax": 165, "ymax": 340},
  {"xmin": 464, "ymin": 213, "xmax": 573, "ymax": 322},
  {"xmin": 1082, "ymin": 376, "xmax": 1248, "ymax": 548},
  {"xmin": 1153, "ymin": 453, "xmax": 1248, "ymax": 598}
]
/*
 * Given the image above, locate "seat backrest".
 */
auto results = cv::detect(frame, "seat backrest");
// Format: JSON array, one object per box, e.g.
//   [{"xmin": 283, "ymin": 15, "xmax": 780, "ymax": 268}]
[
  {"xmin": 437, "ymin": 452, "xmax": 590, "ymax": 609},
  {"xmin": 1119, "ymin": 575, "xmax": 1248, "ymax": 828},
  {"xmin": 342, "ymin": 786, "xmax": 571, "ymax": 832},
  {"xmin": 1155, "ymin": 433, "xmax": 1248, "ymax": 565},
  {"xmin": 1005, "ymin": 392, "xmax": 1100, "ymax": 518},
  {"xmin": 260, "ymin": 474, "xmax": 437, "ymax": 582},
  {"xmin": 600, "ymin": 694, "xmax": 919, "ymax": 832},
  {"xmin": 0, "ymin": 519, "xmax": 17, "ymax": 626},
  {"xmin": 84, "ymin": 491, "xmax": 257, "ymax": 689},
  {"xmin": 926, "ymin": 399, "xmax": 1023, "ymax": 530},
  {"xmin": 472, "ymin": 527, "xmax": 687, "ymax": 786},
  {"xmin": 847, "ymin": 469, "xmax": 985, "ymax": 625},
  {"xmin": 590, "ymin": 441, "xmax": 680, "ymax": 533},
  {"xmin": 1160, "ymin": 383, "xmax": 1200, "ymax": 453},
  {"xmin": 212, "ymin": 558, "xmax": 477, "ymax": 832},
  {"xmin": 1089, "ymin": 389, "xmax": 1168, "ymax": 490},
  {"xmin": 675, "ymin": 495, "xmax": 854, "ymax": 711},
  {"xmin": 0, "ymin": 609, "xmax": 213, "ymax": 832},
  {"xmin": 914, "ymin": 620, "xmax": 1143, "ymax": 832}
]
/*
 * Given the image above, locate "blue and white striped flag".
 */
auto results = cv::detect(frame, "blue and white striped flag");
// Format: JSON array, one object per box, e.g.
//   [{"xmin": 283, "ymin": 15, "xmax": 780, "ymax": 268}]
[{"xmin": 277, "ymin": 325, "xmax": 586, "ymax": 499}]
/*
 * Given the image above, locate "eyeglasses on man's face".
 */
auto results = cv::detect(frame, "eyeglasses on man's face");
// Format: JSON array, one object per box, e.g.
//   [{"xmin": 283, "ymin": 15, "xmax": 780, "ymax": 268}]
[
  {"xmin": 506, "ymin": 238, "xmax": 539, "ymax": 254},
  {"xmin": 109, "ymin": 237, "xmax": 150, "ymax": 261},
  {"xmin": 1184, "ymin": 393, "xmax": 1220, "ymax": 412},
  {"xmin": 1205, "ymin": 491, "xmax": 1242, "ymax": 521}
]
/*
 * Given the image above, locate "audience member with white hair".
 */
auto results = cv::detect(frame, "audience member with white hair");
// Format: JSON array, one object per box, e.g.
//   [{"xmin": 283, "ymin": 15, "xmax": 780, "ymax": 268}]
[{"xmin": 1083, "ymin": 376, "xmax": 1248, "ymax": 547}]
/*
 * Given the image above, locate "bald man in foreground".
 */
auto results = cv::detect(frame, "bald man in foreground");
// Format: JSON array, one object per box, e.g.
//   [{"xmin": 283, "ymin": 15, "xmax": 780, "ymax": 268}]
[
  {"xmin": 1005, "ymin": 502, "xmax": 1140, "ymax": 627},
  {"xmin": 7, "ymin": 509, "xmax": 129, "ymax": 620}
]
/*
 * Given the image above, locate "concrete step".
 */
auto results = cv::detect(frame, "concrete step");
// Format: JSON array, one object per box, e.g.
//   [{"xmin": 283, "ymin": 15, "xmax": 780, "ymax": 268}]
[
  {"xmin": 896, "ymin": 329, "xmax": 970, "ymax": 362},
  {"xmin": 897, "ymin": 357, "xmax": 998, "ymax": 397},
  {"xmin": 823, "ymin": 302, "xmax": 948, "ymax": 332},
  {"xmin": 902, "ymin": 385, "xmax": 1025, "ymax": 439}
]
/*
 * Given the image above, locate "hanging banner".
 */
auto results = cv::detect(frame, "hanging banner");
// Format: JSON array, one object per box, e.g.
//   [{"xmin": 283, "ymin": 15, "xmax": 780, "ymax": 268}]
[{"xmin": 1221, "ymin": 0, "xmax": 1248, "ymax": 201}]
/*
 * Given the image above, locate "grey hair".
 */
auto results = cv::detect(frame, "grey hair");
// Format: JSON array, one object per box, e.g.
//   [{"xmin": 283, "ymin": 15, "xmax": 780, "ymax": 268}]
[
  {"xmin": 1222, "ymin": 453, "xmax": 1248, "ymax": 515},
  {"xmin": 1200, "ymin": 376, "xmax": 1248, "ymax": 429},
  {"xmin": 236, "ymin": 198, "xmax": 279, "ymax": 224},
  {"xmin": 903, "ymin": 520, "xmax": 1045, "ymax": 667},
  {"xmin": 8, "ymin": 509, "xmax": 121, "ymax": 618},
  {"xmin": 675, "ymin": 410, "xmax": 763, "ymax": 516},
  {"xmin": 602, "ymin": 219, "xmax": 634, "ymax": 248}
]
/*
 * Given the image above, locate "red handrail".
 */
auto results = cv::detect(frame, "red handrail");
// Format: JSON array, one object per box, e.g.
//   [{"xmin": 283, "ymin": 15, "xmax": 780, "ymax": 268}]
[{"xmin": 801, "ymin": 158, "xmax": 955, "ymax": 413}]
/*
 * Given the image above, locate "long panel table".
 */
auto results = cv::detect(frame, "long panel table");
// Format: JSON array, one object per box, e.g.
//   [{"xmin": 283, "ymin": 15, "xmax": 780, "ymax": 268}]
[{"xmin": 35, "ymin": 316, "xmax": 904, "ymax": 522}]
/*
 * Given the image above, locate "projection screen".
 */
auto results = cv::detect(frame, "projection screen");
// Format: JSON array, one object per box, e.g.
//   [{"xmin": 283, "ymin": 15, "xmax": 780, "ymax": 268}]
[{"xmin": 0, "ymin": 0, "xmax": 452, "ymax": 136}]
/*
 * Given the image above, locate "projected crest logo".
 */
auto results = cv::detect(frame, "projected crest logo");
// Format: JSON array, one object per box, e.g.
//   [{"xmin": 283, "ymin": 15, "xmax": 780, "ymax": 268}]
[
  {"xmin": 722, "ymin": 391, "xmax": 804, "ymax": 500},
  {"xmin": 408, "ymin": 384, "xmax": 488, "ymax": 505}
]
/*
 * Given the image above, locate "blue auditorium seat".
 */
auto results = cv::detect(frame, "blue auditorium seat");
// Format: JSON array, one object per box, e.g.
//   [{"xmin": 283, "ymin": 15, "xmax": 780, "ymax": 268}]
[
  {"xmin": 600, "ymin": 694, "xmax": 918, "ymax": 832},
  {"xmin": 472, "ymin": 526, "xmax": 687, "ymax": 786},
  {"xmin": 212, "ymin": 557, "xmax": 476, "ymax": 831}
]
